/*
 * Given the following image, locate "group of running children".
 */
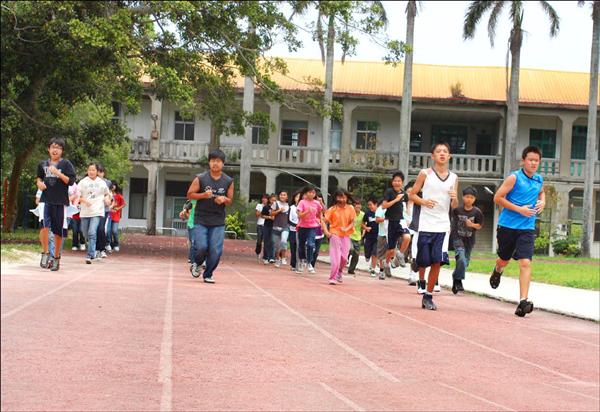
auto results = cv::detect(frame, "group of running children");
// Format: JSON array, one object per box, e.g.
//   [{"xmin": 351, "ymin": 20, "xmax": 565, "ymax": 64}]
[
  {"xmin": 252, "ymin": 141, "xmax": 545, "ymax": 317},
  {"xmin": 37, "ymin": 136, "xmax": 545, "ymax": 317}
]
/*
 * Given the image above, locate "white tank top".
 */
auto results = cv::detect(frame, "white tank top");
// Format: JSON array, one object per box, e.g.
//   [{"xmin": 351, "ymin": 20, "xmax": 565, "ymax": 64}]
[{"xmin": 418, "ymin": 168, "xmax": 457, "ymax": 233}]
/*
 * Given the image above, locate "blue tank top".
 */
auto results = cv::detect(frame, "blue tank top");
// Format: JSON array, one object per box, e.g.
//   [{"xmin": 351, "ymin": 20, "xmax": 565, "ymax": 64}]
[{"xmin": 498, "ymin": 169, "xmax": 543, "ymax": 230}]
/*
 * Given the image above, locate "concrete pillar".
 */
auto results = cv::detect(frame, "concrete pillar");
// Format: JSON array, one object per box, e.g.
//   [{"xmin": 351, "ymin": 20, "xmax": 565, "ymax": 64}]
[
  {"xmin": 268, "ymin": 103, "xmax": 280, "ymax": 163},
  {"xmin": 341, "ymin": 101, "xmax": 356, "ymax": 165},
  {"xmin": 559, "ymin": 114, "xmax": 577, "ymax": 178},
  {"xmin": 145, "ymin": 163, "xmax": 158, "ymax": 235},
  {"xmin": 497, "ymin": 116, "xmax": 505, "ymax": 156},
  {"xmin": 239, "ymin": 76, "xmax": 254, "ymax": 202},
  {"xmin": 149, "ymin": 95, "xmax": 162, "ymax": 160},
  {"xmin": 262, "ymin": 169, "xmax": 279, "ymax": 195}
]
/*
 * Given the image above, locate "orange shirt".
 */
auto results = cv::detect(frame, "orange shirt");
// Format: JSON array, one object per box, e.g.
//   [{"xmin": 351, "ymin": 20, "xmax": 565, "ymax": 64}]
[{"xmin": 325, "ymin": 204, "xmax": 356, "ymax": 237}]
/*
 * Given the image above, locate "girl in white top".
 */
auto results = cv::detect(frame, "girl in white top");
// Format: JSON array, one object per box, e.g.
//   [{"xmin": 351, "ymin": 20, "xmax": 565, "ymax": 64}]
[
  {"xmin": 288, "ymin": 191, "xmax": 300, "ymax": 272},
  {"xmin": 78, "ymin": 163, "xmax": 110, "ymax": 263}
]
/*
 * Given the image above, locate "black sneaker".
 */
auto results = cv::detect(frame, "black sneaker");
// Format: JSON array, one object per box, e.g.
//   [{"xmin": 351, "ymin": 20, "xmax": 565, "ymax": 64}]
[
  {"xmin": 490, "ymin": 267, "xmax": 502, "ymax": 289},
  {"xmin": 515, "ymin": 299, "xmax": 534, "ymax": 317},
  {"xmin": 348, "ymin": 270, "xmax": 355, "ymax": 275},
  {"xmin": 49, "ymin": 257, "xmax": 60, "ymax": 272},
  {"xmin": 379, "ymin": 270, "xmax": 386, "ymax": 280},
  {"xmin": 40, "ymin": 252, "xmax": 50, "ymax": 268},
  {"xmin": 422, "ymin": 294, "xmax": 437, "ymax": 310},
  {"xmin": 203, "ymin": 277, "xmax": 215, "ymax": 284},
  {"xmin": 452, "ymin": 279, "xmax": 464, "ymax": 295},
  {"xmin": 417, "ymin": 279, "xmax": 426, "ymax": 294}
]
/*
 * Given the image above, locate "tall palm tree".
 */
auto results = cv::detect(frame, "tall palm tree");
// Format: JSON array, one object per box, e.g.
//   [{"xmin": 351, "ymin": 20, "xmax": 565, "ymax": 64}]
[
  {"xmin": 398, "ymin": 0, "xmax": 419, "ymax": 177},
  {"xmin": 579, "ymin": 0, "xmax": 600, "ymax": 257},
  {"xmin": 464, "ymin": 1, "xmax": 559, "ymax": 175}
]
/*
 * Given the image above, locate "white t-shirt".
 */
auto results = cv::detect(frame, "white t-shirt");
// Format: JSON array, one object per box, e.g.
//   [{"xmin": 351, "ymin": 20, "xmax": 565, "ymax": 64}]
[
  {"xmin": 375, "ymin": 206, "xmax": 388, "ymax": 238},
  {"xmin": 288, "ymin": 205, "xmax": 299, "ymax": 232},
  {"xmin": 418, "ymin": 168, "xmax": 457, "ymax": 233},
  {"xmin": 78, "ymin": 176, "xmax": 109, "ymax": 218},
  {"xmin": 256, "ymin": 203, "xmax": 265, "ymax": 226}
]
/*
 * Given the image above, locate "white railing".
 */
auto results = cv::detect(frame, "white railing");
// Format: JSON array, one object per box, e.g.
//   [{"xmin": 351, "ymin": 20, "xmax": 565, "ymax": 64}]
[
  {"xmin": 278, "ymin": 146, "xmax": 322, "ymax": 167},
  {"xmin": 539, "ymin": 158, "xmax": 559, "ymax": 176},
  {"xmin": 409, "ymin": 153, "xmax": 501, "ymax": 175},
  {"xmin": 159, "ymin": 141, "xmax": 208, "ymax": 162},
  {"xmin": 252, "ymin": 144, "xmax": 269, "ymax": 162},
  {"xmin": 351, "ymin": 150, "xmax": 399, "ymax": 169},
  {"xmin": 130, "ymin": 139, "xmax": 151, "ymax": 160}
]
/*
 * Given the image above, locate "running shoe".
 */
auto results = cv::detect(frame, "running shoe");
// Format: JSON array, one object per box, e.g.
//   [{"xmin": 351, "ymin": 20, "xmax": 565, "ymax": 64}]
[
  {"xmin": 515, "ymin": 299, "xmax": 534, "ymax": 317},
  {"xmin": 85, "ymin": 257, "xmax": 92, "ymax": 264},
  {"xmin": 203, "ymin": 277, "xmax": 215, "ymax": 284},
  {"xmin": 49, "ymin": 257, "xmax": 60, "ymax": 272},
  {"xmin": 263, "ymin": 259, "xmax": 269, "ymax": 265},
  {"xmin": 421, "ymin": 294, "xmax": 437, "ymax": 310},
  {"xmin": 106, "ymin": 245, "xmax": 112, "ymax": 252},
  {"xmin": 114, "ymin": 246, "xmax": 120, "ymax": 252},
  {"xmin": 307, "ymin": 264, "xmax": 316, "ymax": 274},
  {"xmin": 417, "ymin": 279, "xmax": 426, "ymax": 294},
  {"xmin": 274, "ymin": 260, "xmax": 281, "ymax": 268},
  {"xmin": 434, "ymin": 282, "xmax": 441, "ymax": 293},
  {"xmin": 72, "ymin": 246, "xmax": 78, "ymax": 251},
  {"xmin": 396, "ymin": 251, "xmax": 406, "ymax": 268},
  {"xmin": 268, "ymin": 259, "xmax": 275, "ymax": 264},
  {"xmin": 190, "ymin": 263, "xmax": 201, "ymax": 278},
  {"xmin": 329, "ymin": 279, "xmax": 337, "ymax": 285},
  {"xmin": 370, "ymin": 268, "xmax": 377, "ymax": 277},
  {"xmin": 336, "ymin": 272, "xmax": 343, "ymax": 283},
  {"xmin": 79, "ymin": 244, "xmax": 86, "ymax": 251},
  {"xmin": 281, "ymin": 258, "xmax": 287, "ymax": 265},
  {"xmin": 490, "ymin": 267, "xmax": 502, "ymax": 289},
  {"xmin": 384, "ymin": 264, "xmax": 392, "ymax": 278},
  {"xmin": 379, "ymin": 270, "xmax": 386, "ymax": 280},
  {"xmin": 40, "ymin": 252, "xmax": 50, "ymax": 269},
  {"xmin": 100, "ymin": 251, "xmax": 108, "ymax": 259},
  {"xmin": 408, "ymin": 271, "xmax": 418, "ymax": 286},
  {"xmin": 348, "ymin": 270, "xmax": 355, "ymax": 275},
  {"xmin": 452, "ymin": 279, "xmax": 464, "ymax": 295}
]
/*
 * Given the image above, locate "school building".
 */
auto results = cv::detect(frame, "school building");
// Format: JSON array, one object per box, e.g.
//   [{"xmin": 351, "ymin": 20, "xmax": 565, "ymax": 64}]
[{"xmin": 115, "ymin": 58, "xmax": 600, "ymax": 256}]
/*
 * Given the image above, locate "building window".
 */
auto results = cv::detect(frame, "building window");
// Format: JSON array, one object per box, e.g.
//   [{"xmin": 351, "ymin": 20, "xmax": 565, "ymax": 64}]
[
  {"xmin": 431, "ymin": 125, "xmax": 467, "ymax": 154},
  {"xmin": 129, "ymin": 178, "xmax": 148, "ymax": 219},
  {"xmin": 111, "ymin": 102, "xmax": 121, "ymax": 124},
  {"xmin": 529, "ymin": 129, "xmax": 556, "ymax": 158},
  {"xmin": 356, "ymin": 121, "xmax": 378, "ymax": 150},
  {"xmin": 476, "ymin": 133, "xmax": 493, "ymax": 155},
  {"xmin": 174, "ymin": 111, "xmax": 195, "ymax": 141},
  {"xmin": 410, "ymin": 131, "xmax": 423, "ymax": 152},
  {"xmin": 571, "ymin": 126, "xmax": 587, "ymax": 160},
  {"xmin": 252, "ymin": 126, "xmax": 269, "ymax": 145},
  {"xmin": 331, "ymin": 118, "xmax": 342, "ymax": 151},
  {"xmin": 281, "ymin": 120, "xmax": 308, "ymax": 146}
]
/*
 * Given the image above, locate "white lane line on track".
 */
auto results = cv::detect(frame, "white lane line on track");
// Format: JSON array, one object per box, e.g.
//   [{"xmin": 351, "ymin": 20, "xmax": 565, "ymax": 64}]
[
  {"xmin": 319, "ymin": 382, "xmax": 365, "ymax": 412},
  {"xmin": 290, "ymin": 271, "xmax": 584, "ymax": 384},
  {"xmin": 229, "ymin": 266, "xmax": 400, "ymax": 383},
  {"xmin": 1, "ymin": 268, "xmax": 99, "ymax": 320},
  {"xmin": 159, "ymin": 253, "xmax": 174, "ymax": 412},
  {"xmin": 541, "ymin": 382, "xmax": 600, "ymax": 401},
  {"xmin": 439, "ymin": 383, "xmax": 517, "ymax": 411}
]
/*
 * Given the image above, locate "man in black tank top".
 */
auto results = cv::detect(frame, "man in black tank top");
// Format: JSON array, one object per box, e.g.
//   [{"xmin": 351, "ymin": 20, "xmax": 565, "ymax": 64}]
[{"xmin": 186, "ymin": 149, "xmax": 234, "ymax": 283}]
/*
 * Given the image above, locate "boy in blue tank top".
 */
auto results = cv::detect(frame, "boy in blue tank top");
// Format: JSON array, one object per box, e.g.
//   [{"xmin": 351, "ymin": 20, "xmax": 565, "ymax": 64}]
[{"xmin": 490, "ymin": 146, "xmax": 545, "ymax": 317}]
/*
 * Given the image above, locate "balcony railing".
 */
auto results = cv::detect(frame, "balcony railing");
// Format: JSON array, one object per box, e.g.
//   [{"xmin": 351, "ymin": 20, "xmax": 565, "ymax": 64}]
[
  {"xmin": 409, "ymin": 153, "xmax": 501, "ymax": 176},
  {"xmin": 539, "ymin": 158, "xmax": 559, "ymax": 177}
]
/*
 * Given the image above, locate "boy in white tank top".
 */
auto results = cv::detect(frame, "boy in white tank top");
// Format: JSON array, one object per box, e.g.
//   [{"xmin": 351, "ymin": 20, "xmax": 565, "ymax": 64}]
[{"xmin": 410, "ymin": 142, "xmax": 459, "ymax": 310}]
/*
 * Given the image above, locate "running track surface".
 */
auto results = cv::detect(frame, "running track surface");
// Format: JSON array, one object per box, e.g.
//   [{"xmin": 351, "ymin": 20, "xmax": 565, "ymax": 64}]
[{"xmin": 2, "ymin": 235, "xmax": 599, "ymax": 411}]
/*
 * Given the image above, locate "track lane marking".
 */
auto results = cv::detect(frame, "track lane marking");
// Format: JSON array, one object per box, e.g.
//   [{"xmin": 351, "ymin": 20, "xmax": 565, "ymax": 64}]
[
  {"xmin": 159, "ymin": 252, "xmax": 174, "ymax": 412},
  {"xmin": 229, "ymin": 266, "xmax": 400, "ymax": 383},
  {"xmin": 319, "ymin": 382, "xmax": 365, "ymax": 411},
  {"xmin": 541, "ymin": 382, "xmax": 600, "ymax": 401},
  {"xmin": 439, "ymin": 383, "xmax": 516, "ymax": 411}
]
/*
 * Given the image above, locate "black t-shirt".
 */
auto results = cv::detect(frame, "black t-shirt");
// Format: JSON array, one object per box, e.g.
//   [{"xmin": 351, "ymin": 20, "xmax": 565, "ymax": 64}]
[
  {"xmin": 451, "ymin": 206, "xmax": 484, "ymax": 250},
  {"xmin": 409, "ymin": 203, "xmax": 421, "ymax": 232},
  {"xmin": 261, "ymin": 204, "xmax": 273, "ymax": 229},
  {"xmin": 194, "ymin": 172, "xmax": 233, "ymax": 226},
  {"xmin": 36, "ymin": 159, "xmax": 76, "ymax": 206},
  {"xmin": 362, "ymin": 210, "xmax": 379, "ymax": 240},
  {"xmin": 383, "ymin": 188, "xmax": 407, "ymax": 221}
]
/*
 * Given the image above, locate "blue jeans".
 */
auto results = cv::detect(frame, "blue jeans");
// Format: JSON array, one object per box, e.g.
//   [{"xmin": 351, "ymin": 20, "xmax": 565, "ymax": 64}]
[
  {"xmin": 71, "ymin": 219, "xmax": 85, "ymax": 248},
  {"xmin": 289, "ymin": 230, "xmax": 298, "ymax": 269},
  {"xmin": 106, "ymin": 214, "xmax": 113, "ymax": 248},
  {"xmin": 109, "ymin": 221, "xmax": 120, "ymax": 247},
  {"xmin": 297, "ymin": 227, "xmax": 317, "ymax": 265},
  {"xmin": 187, "ymin": 228, "xmax": 196, "ymax": 262},
  {"xmin": 96, "ymin": 213, "xmax": 108, "ymax": 252},
  {"xmin": 452, "ymin": 241, "xmax": 472, "ymax": 280},
  {"xmin": 191, "ymin": 224, "xmax": 225, "ymax": 279},
  {"xmin": 81, "ymin": 216, "xmax": 101, "ymax": 259},
  {"xmin": 262, "ymin": 225, "xmax": 274, "ymax": 261}
]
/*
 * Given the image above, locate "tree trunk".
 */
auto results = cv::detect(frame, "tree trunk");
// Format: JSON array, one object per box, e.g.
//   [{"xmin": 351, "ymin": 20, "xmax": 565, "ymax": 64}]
[
  {"xmin": 209, "ymin": 122, "xmax": 220, "ymax": 152},
  {"xmin": 504, "ymin": 27, "xmax": 522, "ymax": 176},
  {"xmin": 582, "ymin": 1, "xmax": 600, "ymax": 257},
  {"xmin": 3, "ymin": 149, "xmax": 32, "ymax": 232},
  {"xmin": 398, "ymin": 1, "xmax": 416, "ymax": 177},
  {"xmin": 239, "ymin": 76, "xmax": 254, "ymax": 203},
  {"xmin": 320, "ymin": 14, "xmax": 335, "ymax": 204}
]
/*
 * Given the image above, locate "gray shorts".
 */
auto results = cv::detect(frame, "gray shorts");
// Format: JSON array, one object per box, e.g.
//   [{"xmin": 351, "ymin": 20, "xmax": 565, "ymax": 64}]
[
  {"xmin": 377, "ymin": 236, "xmax": 387, "ymax": 261},
  {"xmin": 273, "ymin": 229, "xmax": 289, "ymax": 251}
]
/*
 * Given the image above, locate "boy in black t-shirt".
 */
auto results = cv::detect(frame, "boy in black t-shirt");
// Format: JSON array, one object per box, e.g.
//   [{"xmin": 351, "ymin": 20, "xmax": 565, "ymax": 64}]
[
  {"xmin": 36, "ymin": 138, "xmax": 76, "ymax": 271},
  {"xmin": 450, "ymin": 186, "xmax": 484, "ymax": 294},
  {"xmin": 381, "ymin": 171, "xmax": 410, "ymax": 275},
  {"xmin": 361, "ymin": 197, "xmax": 380, "ymax": 276}
]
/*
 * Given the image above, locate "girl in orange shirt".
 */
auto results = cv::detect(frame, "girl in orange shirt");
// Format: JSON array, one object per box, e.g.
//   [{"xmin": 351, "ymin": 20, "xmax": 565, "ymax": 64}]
[{"xmin": 323, "ymin": 189, "xmax": 356, "ymax": 285}]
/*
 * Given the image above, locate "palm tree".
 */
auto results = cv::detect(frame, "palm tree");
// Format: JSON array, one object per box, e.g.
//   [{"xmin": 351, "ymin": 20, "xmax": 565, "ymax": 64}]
[
  {"xmin": 579, "ymin": 0, "xmax": 600, "ymax": 257},
  {"xmin": 464, "ymin": 1, "xmax": 559, "ymax": 175},
  {"xmin": 398, "ymin": 1, "xmax": 419, "ymax": 177}
]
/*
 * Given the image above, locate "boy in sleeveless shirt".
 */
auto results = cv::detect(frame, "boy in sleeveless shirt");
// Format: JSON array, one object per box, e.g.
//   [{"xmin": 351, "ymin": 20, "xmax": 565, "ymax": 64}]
[
  {"xmin": 410, "ymin": 142, "xmax": 459, "ymax": 310},
  {"xmin": 186, "ymin": 149, "xmax": 234, "ymax": 283},
  {"xmin": 490, "ymin": 146, "xmax": 545, "ymax": 317}
]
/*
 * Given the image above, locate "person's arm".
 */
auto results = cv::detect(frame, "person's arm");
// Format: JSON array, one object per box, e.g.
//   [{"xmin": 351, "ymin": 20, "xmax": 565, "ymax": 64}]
[
  {"xmin": 255, "ymin": 205, "xmax": 262, "ymax": 218},
  {"xmin": 535, "ymin": 186, "xmax": 546, "ymax": 214},
  {"xmin": 214, "ymin": 182, "xmax": 234, "ymax": 206},
  {"xmin": 449, "ymin": 177, "xmax": 459, "ymax": 209},
  {"xmin": 493, "ymin": 175, "xmax": 536, "ymax": 217},
  {"xmin": 321, "ymin": 214, "xmax": 331, "ymax": 238},
  {"xmin": 382, "ymin": 190, "xmax": 403, "ymax": 210},
  {"xmin": 36, "ymin": 163, "xmax": 47, "ymax": 191},
  {"xmin": 187, "ymin": 177, "xmax": 212, "ymax": 201},
  {"xmin": 467, "ymin": 209, "xmax": 484, "ymax": 230},
  {"xmin": 409, "ymin": 169, "xmax": 436, "ymax": 209}
]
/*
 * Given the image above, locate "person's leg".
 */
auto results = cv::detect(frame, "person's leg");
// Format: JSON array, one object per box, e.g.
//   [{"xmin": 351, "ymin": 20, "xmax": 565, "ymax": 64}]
[
  {"xmin": 464, "ymin": 246, "xmax": 472, "ymax": 270},
  {"xmin": 399, "ymin": 233, "xmax": 411, "ymax": 255},
  {"xmin": 297, "ymin": 228, "xmax": 307, "ymax": 263},
  {"xmin": 311, "ymin": 236, "xmax": 322, "ymax": 268},
  {"xmin": 518, "ymin": 259, "xmax": 532, "ymax": 300},
  {"xmin": 193, "ymin": 224, "xmax": 209, "ymax": 266},
  {"xmin": 187, "ymin": 228, "xmax": 195, "ymax": 262},
  {"xmin": 203, "ymin": 225, "xmax": 225, "ymax": 279},
  {"xmin": 289, "ymin": 230, "xmax": 298, "ymax": 269},
  {"xmin": 72, "ymin": 219, "xmax": 80, "ymax": 248},
  {"xmin": 255, "ymin": 225, "xmax": 263, "ymax": 257},
  {"xmin": 111, "ymin": 221, "xmax": 120, "ymax": 247},
  {"xmin": 83, "ymin": 217, "xmax": 100, "ymax": 260},
  {"xmin": 339, "ymin": 236, "xmax": 351, "ymax": 276},
  {"xmin": 452, "ymin": 246, "xmax": 467, "ymax": 280},
  {"xmin": 96, "ymin": 214, "xmax": 107, "ymax": 253},
  {"xmin": 263, "ymin": 226, "xmax": 273, "ymax": 261},
  {"xmin": 426, "ymin": 263, "xmax": 441, "ymax": 293},
  {"xmin": 306, "ymin": 228, "xmax": 317, "ymax": 267},
  {"xmin": 48, "ymin": 231, "xmax": 55, "ymax": 258},
  {"xmin": 328, "ymin": 235, "xmax": 342, "ymax": 281},
  {"xmin": 348, "ymin": 239, "xmax": 360, "ymax": 273},
  {"xmin": 272, "ymin": 230, "xmax": 282, "ymax": 263},
  {"xmin": 279, "ymin": 230, "xmax": 289, "ymax": 261},
  {"xmin": 106, "ymin": 215, "xmax": 112, "ymax": 249}
]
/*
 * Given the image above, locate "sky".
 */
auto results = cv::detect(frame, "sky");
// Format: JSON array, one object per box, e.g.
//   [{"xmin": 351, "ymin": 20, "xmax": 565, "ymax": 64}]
[{"xmin": 267, "ymin": 1, "xmax": 594, "ymax": 73}]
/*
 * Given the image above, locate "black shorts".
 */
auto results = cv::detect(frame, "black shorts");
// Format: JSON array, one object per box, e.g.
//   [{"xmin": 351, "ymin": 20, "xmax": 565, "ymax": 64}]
[
  {"xmin": 43, "ymin": 204, "xmax": 67, "ymax": 237},
  {"xmin": 364, "ymin": 237, "xmax": 378, "ymax": 259},
  {"xmin": 496, "ymin": 226, "xmax": 535, "ymax": 261},
  {"xmin": 416, "ymin": 231, "xmax": 450, "ymax": 268},
  {"xmin": 387, "ymin": 220, "xmax": 409, "ymax": 250}
]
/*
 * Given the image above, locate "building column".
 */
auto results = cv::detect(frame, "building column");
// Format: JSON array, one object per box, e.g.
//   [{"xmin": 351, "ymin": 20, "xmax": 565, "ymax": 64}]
[
  {"xmin": 149, "ymin": 95, "xmax": 162, "ymax": 160},
  {"xmin": 145, "ymin": 163, "xmax": 159, "ymax": 235},
  {"xmin": 497, "ymin": 116, "xmax": 505, "ymax": 156},
  {"xmin": 268, "ymin": 102, "xmax": 280, "ymax": 164},
  {"xmin": 262, "ymin": 169, "xmax": 279, "ymax": 195},
  {"xmin": 559, "ymin": 114, "xmax": 577, "ymax": 178},
  {"xmin": 341, "ymin": 101, "xmax": 357, "ymax": 165},
  {"xmin": 492, "ymin": 203, "xmax": 499, "ymax": 253}
]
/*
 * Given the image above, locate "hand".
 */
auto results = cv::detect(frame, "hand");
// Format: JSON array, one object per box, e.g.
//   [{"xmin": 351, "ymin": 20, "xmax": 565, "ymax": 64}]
[
  {"xmin": 48, "ymin": 165, "xmax": 60, "ymax": 176},
  {"xmin": 214, "ymin": 196, "xmax": 226, "ymax": 205},
  {"xmin": 448, "ymin": 190, "xmax": 457, "ymax": 201},
  {"xmin": 396, "ymin": 193, "xmax": 404, "ymax": 201},
  {"xmin": 325, "ymin": 231, "xmax": 331, "ymax": 239},
  {"xmin": 423, "ymin": 199, "xmax": 437, "ymax": 209},
  {"xmin": 366, "ymin": 227, "xmax": 372, "ymax": 232},
  {"xmin": 204, "ymin": 188, "xmax": 214, "ymax": 198},
  {"xmin": 534, "ymin": 200, "xmax": 545, "ymax": 214},
  {"xmin": 179, "ymin": 211, "xmax": 186, "ymax": 220},
  {"xmin": 517, "ymin": 205, "xmax": 537, "ymax": 218},
  {"xmin": 36, "ymin": 181, "xmax": 47, "ymax": 191},
  {"xmin": 464, "ymin": 219, "xmax": 475, "ymax": 228}
]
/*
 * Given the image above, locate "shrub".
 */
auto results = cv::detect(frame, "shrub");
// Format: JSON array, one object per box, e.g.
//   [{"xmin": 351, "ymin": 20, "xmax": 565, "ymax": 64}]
[
  {"xmin": 534, "ymin": 231, "xmax": 550, "ymax": 255},
  {"xmin": 552, "ymin": 235, "xmax": 581, "ymax": 257},
  {"xmin": 225, "ymin": 211, "xmax": 246, "ymax": 239}
]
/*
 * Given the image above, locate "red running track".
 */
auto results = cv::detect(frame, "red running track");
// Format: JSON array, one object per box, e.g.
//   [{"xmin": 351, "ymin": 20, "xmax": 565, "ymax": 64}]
[{"xmin": 2, "ymin": 235, "xmax": 599, "ymax": 411}]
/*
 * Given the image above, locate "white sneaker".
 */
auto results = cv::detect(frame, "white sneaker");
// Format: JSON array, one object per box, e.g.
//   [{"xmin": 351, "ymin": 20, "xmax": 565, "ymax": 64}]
[
  {"xmin": 263, "ymin": 259, "xmax": 269, "ymax": 265},
  {"xmin": 274, "ymin": 260, "xmax": 281, "ymax": 268},
  {"xmin": 79, "ymin": 244, "xmax": 86, "ymax": 251},
  {"xmin": 72, "ymin": 246, "xmax": 78, "ymax": 251},
  {"xmin": 106, "ymin": 245, "xmax": 112, "ymax": 252},
  {"xmin": 114, "ymin": 246, "xmax": 120, "ymax": 252},
  {"xmin": 281, "ymin": 258, "xmax": 287, "ymax": 265},
  {"xmin": 308, "ymin": 264, "xmax": 316, "ymax": 274},
  {"xmin": 434, "ymin": 283, "xmax": 441, "ymax": 293},
  {"xmin": 370, "ymin": 268, "xmax": 377, "ymax": 277},
  {"xmin": 408, "ymin": 271, "xmax": 418, "ymax": 286},
  {"xmin": 417, "ymin": 280, "xmax": 426, "ymax": 294},
  {"xmin": 100, "ymin": 251, "xmax": 108, "ymax": 259}
]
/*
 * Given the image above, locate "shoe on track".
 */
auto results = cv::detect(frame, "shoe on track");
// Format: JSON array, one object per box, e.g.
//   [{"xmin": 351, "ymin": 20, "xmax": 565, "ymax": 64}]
[
  {"xmin": 515, "ymin": 299, "xmax": 534, "ymax": 317},
  {"xmin": 408, "ymin": 272, "xmax": 418, "ymax": 286},
  {"xmin": 85, "ymin": 257, "xmax": 92, "ymax": 264},
  {"xmin": 281, "ymin": 258, "xmax": 287, "ymax": 265},
  {"xmin": 269, "ymin": 259, "xmax": 275, "ymax": 264},
  {"xmin": 100, "ymin": 251, "xmax": 108, "ymax": 259},
  {"xmin": 384, "ymin": 265, "xmax": 392, "ymax": 278},
  {"xmin": 72, "ymin": 246, "xmax": 78, "ymax": 251},
  {"xmin": 79, "ymin": 244, "xmax": 86, "ymax": 251},
  {"xmin": 422, "ymin": 294, "xmax": 437, "ymax": 310},
  {"xmin": 490, "ymin": 267, "xmax": 502, "ymax": 289},
  {"xmin": 370, "ymin": 268, "xmax": 377, "ymax": 277},
  {"xmin": 329, "ymin": 279, "xmax": 337, "ymax": 285},
  {"xmin": 114, "ymin": 246, "xmax": 120, "ymax": 252},
  {"xmin": 434, "ymin": 282, "xmax": 441, "ymax": 293},
  {"xmin": 452, "ymin": 279, "xmax": 460, "ymax": 295},
  {"xmin": 274, "ymin": 260, "xmax": 281, "ymax": 268},
  {"xmin": 190, "ymin": 263, "xmax": 201, "ymax": 278},
  {"xmin": 203, "ymin": 277, "xmax": 215, "ymax": 284},
  {"xmin": 40, "ymin": 252, "xmax": 50, "ymax": 268},
  {"xmin": 307, "ymin": 264, "xmax": 316, "ymax": 274},
  {"xmin": 263, "ymin": 259, "xmax": 269, "ymax": 265},
  {"xmin": 396, "ymin": 251, "xmax": 406, "ymax": 268},
  {"xmin": 417, "ymin": 279, "xmax": 426, "ymax": 294},
  {"xmin": 49, "ymin": 257, "xmax": 60, "ymax": 272},
  {"xmin": 379, "ymin": 271, "xmax": 386, "ymax": 280}
]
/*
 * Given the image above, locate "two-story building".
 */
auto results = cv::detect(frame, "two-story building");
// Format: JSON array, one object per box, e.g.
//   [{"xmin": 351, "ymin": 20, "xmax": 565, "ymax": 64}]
[{"xmin": 116, "ymin": 58, "xmax": 600, "ymax": 256}]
